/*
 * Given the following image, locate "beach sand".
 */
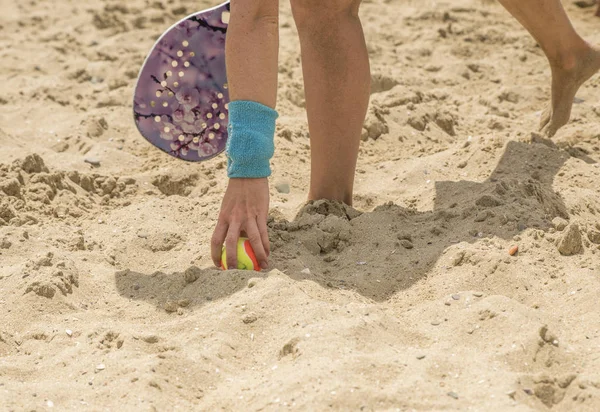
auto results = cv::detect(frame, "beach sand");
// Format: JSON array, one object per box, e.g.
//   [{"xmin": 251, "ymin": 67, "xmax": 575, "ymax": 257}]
[{"xmin": 1, "ymin": 0, "xmax": 600, "ymax": 410}]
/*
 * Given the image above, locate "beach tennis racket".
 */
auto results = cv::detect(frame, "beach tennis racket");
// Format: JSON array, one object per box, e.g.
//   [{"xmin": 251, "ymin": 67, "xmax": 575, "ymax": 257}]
[{"xmin": 133, "ymin": 2, "xmax": 230, "ymax": 162}]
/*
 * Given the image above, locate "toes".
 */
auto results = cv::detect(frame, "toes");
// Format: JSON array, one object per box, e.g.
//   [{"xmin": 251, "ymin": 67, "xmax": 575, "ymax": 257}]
[
  {"xmin": 539, "ymin": 106, "xmax": 551, "ymax": 132},
  {"xmin": 542, "ymin": 123, "xmax": 556, "ymax": 138}
]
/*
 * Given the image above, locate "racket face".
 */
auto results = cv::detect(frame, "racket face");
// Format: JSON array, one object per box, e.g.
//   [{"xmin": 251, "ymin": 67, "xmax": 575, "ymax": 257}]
[{"xmin": 133, "ymin": 2, "xmax": 230, "ymax": 162}]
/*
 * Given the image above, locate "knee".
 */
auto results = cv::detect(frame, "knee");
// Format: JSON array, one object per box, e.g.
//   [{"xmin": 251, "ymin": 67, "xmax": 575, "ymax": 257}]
[
  {"xmin": 230, "ymin": 0, "xmax": 278, "ymax": 26},
  {"xmin": 291, "ymin": 0, "xmax": 362, "ymax": 26}
]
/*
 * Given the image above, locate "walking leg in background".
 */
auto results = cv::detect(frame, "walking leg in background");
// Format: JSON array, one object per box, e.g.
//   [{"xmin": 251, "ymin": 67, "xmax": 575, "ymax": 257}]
[
  {"xmin": 291, "ymin": 0, "xmax": 371, "ymax": 205},
  {"xmin": 498, "ymin": 0, "xmax": 600, "ymax": 136}
]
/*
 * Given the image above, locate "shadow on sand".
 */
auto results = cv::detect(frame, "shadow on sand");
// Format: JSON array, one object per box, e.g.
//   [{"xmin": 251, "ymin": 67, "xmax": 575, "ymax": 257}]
[{"xmin": 115, "ymin": 139, "xmax": 593, "ymax": 307}]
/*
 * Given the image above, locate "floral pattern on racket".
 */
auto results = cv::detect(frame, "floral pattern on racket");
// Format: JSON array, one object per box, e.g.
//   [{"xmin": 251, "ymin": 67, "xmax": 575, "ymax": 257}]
[{"xmin": 133, "ymin": 2, "xmax": 230, "ymax": 162}]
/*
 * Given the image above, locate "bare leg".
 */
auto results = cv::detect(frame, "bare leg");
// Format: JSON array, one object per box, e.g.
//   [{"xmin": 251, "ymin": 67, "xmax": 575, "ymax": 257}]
[
  {"xmin": 291, "ymin": 0, "xmax": 371, "ymax": 205},
  {"xmin": 226, "ymin": 0, "xmax": 279, "ymax": 107},
  {"xmin": 498, "ymin": 0, "xmax": 600, "ymax": 136}
]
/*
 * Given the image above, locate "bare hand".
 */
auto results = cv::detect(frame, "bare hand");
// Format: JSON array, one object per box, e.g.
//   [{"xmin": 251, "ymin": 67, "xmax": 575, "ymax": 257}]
[{"xmin": 211, "ymin": 178, "xmax": 270, "ymax": 270}]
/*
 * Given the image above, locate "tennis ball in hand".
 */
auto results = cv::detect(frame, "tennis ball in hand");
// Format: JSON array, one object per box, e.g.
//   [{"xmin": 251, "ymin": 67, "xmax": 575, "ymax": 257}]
[{"xmin": 221, "ymin": 237, "xmax": 261, "ymax": 271}]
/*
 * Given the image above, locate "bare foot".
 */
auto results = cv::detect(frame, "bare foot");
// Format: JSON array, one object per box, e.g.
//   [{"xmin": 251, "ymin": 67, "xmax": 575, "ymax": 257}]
[{"xmin": 539, "ymin": 45, "xmax": 600, "ymax": 137}]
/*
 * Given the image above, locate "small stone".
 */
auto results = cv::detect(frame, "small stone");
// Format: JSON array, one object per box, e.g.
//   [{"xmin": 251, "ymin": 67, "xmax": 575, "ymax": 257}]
[
  {"xmin": 141, "ymin": 335, "xmax": 159, "ymax": 344},
  {"xmin": 451, "ymin": 294, "xmax": 460, "ymax": 300},
  {"xmin": 431, "ymin": 320, "xmax": 441, "ymax": 326},
  {"xmin": 507, "ymin": 390, "xmax": 516, "ymax": 399},
  {"xmin": 400, "ymin": 239, "xmax": 414, "ymax": 249},
  {"xmin": 473, "ymin": 292, "xmax": 483, "ymax": 297},
  {"xmin": 301, "ymin": 268, "xmax": 310, "ymax": 275},
  {"xmin": 552, "ymin": 217, "xmax": 568, "ymax": 231},
  {"xmin": 164, "ymin": 301, "xmax": 178, "ymax": 313},
  {"xmin": 184, "ymin": 266, "xmax": 202, "ymax": 283},
  {"xmin": 452, "ymin": 251, "xmax": 466, "ymax": 266},
  {"xmin": 96, "ymin": 364, "xmax": 105, "ymax": 371},
  {"xmin": 397, "ymin": 233, "xmax": 412, "ymax": 241},
  {"xmin": 457, "ymin": 161, "xmax": 467, "ymax": 169},
  {"xmin": 47, "ymin": 400, "xmax": 54, "ymax": 408},
  {"xmin": 509, "ymin": 245, "xmax": 519, "ymax": 256},
  {"xmin": 84, "ymin": 157, "xmax": 101, "ymax": 167},
  {"xmin": 447, "ymin": 391, "xmax": 459, "ymax": 400},
  {"xmin": 65, "ymin": 329, "xmax": 73, "ymax": 337},
  {"xmin": 416, "ymin": 354, "xmax": 426, "ymax": 360},
  {"xmin": 557, "ymin": 223, "xmax": 583, "ymax": 256},
  {"xmin": 523, "ymin": 388, "xmax": 533, "ymax": 395},
  {"xmin": 242, "ymin": 312, "xmax": 258, "ymax": 324},
  {"xmin": 0, "ymin": 238, "xmax": 11, "ymax": 249},
  {"xmin": 275, "ymin": 182, "xmax": 290, "ymax": 194},
  {"xmin": 474, "ymin": 211, "xmax": 488, "ymax": 222},
  {"xmin": 588, "ymin": 229, "xmax": 600, "ymax": 245}
]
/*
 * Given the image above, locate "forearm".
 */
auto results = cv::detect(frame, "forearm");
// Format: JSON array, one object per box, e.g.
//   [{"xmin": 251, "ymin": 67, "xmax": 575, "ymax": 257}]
[{"xmin": 226, "ymin": 0, "xmax": 279, "ymax": 108}]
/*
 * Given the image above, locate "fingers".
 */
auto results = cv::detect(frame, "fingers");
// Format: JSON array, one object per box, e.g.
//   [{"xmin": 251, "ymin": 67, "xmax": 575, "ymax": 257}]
[
  {"xmin": 225, "ymin": 222, "xmax": 241, "ymax": 270},
  {"xmin": 257, "ymin": 215, "xmax": 270, "ymax": 259},
  {"xmin": 245, "ymin": 220, "xmax": 268, "ymax": 269},
  {"xmin": 211, "ymin": 221, "xmax": 228, "ymax": 268}
]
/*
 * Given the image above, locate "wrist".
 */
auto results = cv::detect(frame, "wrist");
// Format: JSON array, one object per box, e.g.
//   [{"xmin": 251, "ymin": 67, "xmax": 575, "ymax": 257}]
[{"xmin": 226, "ymin": 100, "xmax": 278, "ymax": 179}]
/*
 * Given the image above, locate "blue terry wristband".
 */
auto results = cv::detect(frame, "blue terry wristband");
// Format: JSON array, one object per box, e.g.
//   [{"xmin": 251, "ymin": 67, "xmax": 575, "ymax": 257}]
[{"xmin": 226, "ymin": 100, "xmax": 278, "ymax": 178}]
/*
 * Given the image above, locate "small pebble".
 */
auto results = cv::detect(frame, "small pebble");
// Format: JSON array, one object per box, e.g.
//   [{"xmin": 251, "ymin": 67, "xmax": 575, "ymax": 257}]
[
  {"xmin": 400, "ymin": 239, "xmax": 414, "ymax": 249},
  {"xmin": 275, "ymin": 182, "xmax": 290, "ymax": 194},
  {"xmin": 96, "ymin": 364, "xmax": 105, "ymax": 371},
  {"xmin": 242, "ymin": 312, "xmax": 258, "ymax": 324},
  {"xmin": 507, "ymin": 390, "xmax": 516, "ymax": 399},
  {"xmin": 509, "ymin": 245, "xmax": 519, "ymax": 256},
  {"xmin": 431, "ymin": 320, "xmax": 441, "ymax": 326},
  {"xmin": 84, "ymin": 157, "xmax": 101, "ymax": 167},
  {"xmin": 301, "ymin": 268, "xmax": 310, "ymax": 275},
  {"xmin": 416, "ymin": 354, "xmax": 426, "ymax": 360},
  {"xmin": 552, "ymin": 217, "xmax": 568, "ymax": 231},
  {"xmin": 452, "ymin": 294, "xmax": 460, "ymax": 300},
  {"xmin": 164, "ymin": 301, "xmax": 178, "ymax": 313},
  {"xmin": 523, "ymin": 388, "xmax": 533, "ymax": 395},
  {"xmin": 65, "ymin": 329, "xmax": 73, "ymax": 337},
  {"xmin": 473, "ymin": 292, "xmax": 483, "ymax": 297},
  {"xmin": 141, "ymin": 335, "xmax": 159, "ymax": 344},
  {"xmin": 47, "ymin": 400, "xmax": 54, "ymax": 408},
  {"xmin": 447, "ymin": 391, "xmax": 459, "ymax": 400}
]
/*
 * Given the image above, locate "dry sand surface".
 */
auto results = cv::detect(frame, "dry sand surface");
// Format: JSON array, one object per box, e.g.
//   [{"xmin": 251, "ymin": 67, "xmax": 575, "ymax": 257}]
[{"xmin": 1, "ymin": 0, "xmax": 600, "ymax": 410}]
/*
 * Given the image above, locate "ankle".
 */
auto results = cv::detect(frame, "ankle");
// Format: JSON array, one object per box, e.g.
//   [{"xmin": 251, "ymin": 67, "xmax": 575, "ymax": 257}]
[
  {"xmin": 308, "ymin": 187, "xmax": 353, "ymax": 206},
  {"xmin": 547, "ymin": 40, "xmax": 591, "ymax": 71}
]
